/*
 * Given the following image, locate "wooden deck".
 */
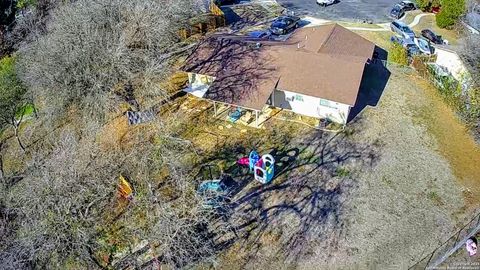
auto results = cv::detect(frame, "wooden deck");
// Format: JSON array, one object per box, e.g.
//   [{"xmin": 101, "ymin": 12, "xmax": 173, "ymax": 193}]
[{"xmin": 214, "ymin": 103, "xmax": 276, "ymax": 129}]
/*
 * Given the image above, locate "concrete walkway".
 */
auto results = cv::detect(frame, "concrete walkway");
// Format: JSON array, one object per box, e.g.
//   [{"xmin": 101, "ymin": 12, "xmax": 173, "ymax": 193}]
[
  {"xmin": 407, "ymin": 13, "xmax": 434, "ymax": 28},
  {"xmin": 302, "ymin": 12, "xmax": 433, "ymax": 32}
]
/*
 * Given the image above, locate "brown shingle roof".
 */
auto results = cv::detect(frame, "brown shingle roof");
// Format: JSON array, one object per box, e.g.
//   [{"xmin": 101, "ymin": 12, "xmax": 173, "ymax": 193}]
[
  {"xmin": 282, "ymin": 24, "xmax": 375, "ymax": 59},
  {"xmin": 275, "ymin": 50, "xmax": 368, "ymax": 105},
  {"xmin": 183, "ymin": 24, "xmax": 376, "ymax": 107},
  {"xmin": 184, "ymin": 37, "xmax": 279, "ymax": 110}
]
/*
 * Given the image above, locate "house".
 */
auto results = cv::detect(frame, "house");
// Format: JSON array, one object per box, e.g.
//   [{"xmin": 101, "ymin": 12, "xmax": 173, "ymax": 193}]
[{"xmin": 183, "ymin": 23, "xmax": 377, "ymax": 126}]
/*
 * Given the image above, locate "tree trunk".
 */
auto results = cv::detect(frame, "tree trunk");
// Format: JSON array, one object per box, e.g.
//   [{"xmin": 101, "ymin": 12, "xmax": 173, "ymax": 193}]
[
  {"xmin": 13, "ymin": 107, "xmax": 26, "ymax": 152},
  {"xmin": 0, "ymin": 153, "xmax": 4, "ymax": 180},
  {"xmin": 14, "ymin": 125, "xmax": 25, "ymax": 151},
  {"xmin": 33, "ymin": 104, "xmax": 39, "ymax": 119}
]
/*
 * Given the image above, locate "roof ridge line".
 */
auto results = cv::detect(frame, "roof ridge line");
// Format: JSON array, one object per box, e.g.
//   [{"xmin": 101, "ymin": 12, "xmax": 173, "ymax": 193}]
[{"xmin": 316, "ymin": 23, "xmax": 338, "ymax": 53}]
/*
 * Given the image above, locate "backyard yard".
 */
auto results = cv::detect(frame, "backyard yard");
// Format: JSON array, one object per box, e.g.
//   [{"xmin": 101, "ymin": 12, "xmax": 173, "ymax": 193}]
[
  {"xmin": 170, "ymin": 62, "xmax": 480, "ymax": 268},
  {"xmin": 2, "ymin": 0, "xmax": 478, "ymax": 269}
]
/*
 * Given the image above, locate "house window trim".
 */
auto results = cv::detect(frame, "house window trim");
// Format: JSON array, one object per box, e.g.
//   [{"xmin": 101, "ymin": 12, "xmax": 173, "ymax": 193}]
[
  {"xmin": 295, "ymin": 94, "xmax": 304, "ymax": 102},
  {"xmin": 319, "ymin": 98, "xmax": 338, "ymax": 109}
]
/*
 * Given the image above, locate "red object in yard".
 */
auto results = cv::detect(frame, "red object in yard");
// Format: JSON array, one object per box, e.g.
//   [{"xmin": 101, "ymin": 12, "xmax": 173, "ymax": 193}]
[
  {"xmin": 237, "ymin": 157, "xmax": 249, "ymax": 166},
  {"xmin": 432, "ymin": 6, "xmax": 441, "ymax": 14}
]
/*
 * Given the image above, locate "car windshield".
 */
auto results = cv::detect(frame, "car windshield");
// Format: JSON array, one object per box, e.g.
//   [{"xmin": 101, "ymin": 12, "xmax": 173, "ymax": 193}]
[
  {"xmin": 272, "ymin": 20, "xmax": 287, "ymax": 28},
  {"xmin": 401, "ymin": 26, "xmax": 413, "ymax": 33},
  {"xmin": 407, "ymin": 45, "xmax": 419, "ymax": 53}
]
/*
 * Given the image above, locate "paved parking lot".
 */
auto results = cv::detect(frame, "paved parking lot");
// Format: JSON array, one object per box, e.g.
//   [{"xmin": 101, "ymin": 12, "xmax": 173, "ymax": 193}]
[{"xmin": 276, "ymin": 0, "xmax": 399, "ymax": 23}]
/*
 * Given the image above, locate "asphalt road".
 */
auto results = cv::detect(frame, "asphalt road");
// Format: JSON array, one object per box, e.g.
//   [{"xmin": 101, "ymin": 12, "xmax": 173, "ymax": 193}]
[{"xmin": 276, "ymin": 0, "xmax": 400, "ymax": 23}]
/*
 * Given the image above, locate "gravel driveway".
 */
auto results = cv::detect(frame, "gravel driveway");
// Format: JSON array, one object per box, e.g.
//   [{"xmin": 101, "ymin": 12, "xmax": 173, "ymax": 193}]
[{"xmin": 276, "ymin": 0, "xmax": 399, "ymax": 23}]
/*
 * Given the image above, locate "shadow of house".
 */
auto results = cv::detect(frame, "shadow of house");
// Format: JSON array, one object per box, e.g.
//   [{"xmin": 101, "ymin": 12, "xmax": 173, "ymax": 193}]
[
  {"xmin": 373, "ymin": 45, "xmax": 388, "ymax": 61},
  {"xmin": 348, "ymin": 47, "xmax": 390, "ymax": 122}
]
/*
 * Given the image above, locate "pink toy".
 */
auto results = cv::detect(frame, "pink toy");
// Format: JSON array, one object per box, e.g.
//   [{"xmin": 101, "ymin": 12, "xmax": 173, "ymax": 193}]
[
  {"xmin": 466, "ymin": 238, "xmax": 477, "ymax": 256},
  {"xmin": 237, "ymin": 157, "xmax": 249, "ymax": 166}
]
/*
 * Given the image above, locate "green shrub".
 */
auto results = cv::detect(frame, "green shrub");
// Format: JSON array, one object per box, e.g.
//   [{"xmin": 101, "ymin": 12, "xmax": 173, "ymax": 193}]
[
  {"xmin": 335, "ymin": 167, "xmax": 350, "ymax": 177},
  {"xmin": 436, "ymin": 0, "xmax": 466, "ymax": 28},
  {"xmin": 388, "ymin": 43, "xmax": 409, "ymax": 66},
  {"xmin": 16, "ymin": 0, "xmax": 37, "ymax": 9},
  {"xmin": 416, "ymin": 0, "xmax": 441, "ymax": 11},
  {"xmin": 0, "ymin": 56, "xmax": 28, "ymax": 124}
]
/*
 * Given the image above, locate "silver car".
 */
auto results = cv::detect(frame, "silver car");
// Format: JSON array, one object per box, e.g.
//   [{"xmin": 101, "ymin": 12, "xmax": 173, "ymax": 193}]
[{"xmin": 390, "ymin": 20, "xmax": 415, "ymax": 39}]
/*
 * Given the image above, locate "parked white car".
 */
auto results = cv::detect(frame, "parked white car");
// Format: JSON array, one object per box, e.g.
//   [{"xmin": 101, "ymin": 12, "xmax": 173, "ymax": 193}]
[{"xmin": 316, "ymin": 0, "xmax": 336, "ymax": 7}]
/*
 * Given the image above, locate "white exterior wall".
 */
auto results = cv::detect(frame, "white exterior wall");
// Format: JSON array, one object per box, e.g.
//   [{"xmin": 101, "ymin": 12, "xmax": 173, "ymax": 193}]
[{"xmin": 273, "ymin": 89, "xmax": 350, "ymax": 124}]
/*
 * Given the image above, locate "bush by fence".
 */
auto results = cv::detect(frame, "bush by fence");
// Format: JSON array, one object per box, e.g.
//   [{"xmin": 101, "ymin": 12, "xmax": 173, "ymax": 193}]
[
  {"xmin": 388, "ymin": 43, "xmax": 409, "ymax": 66},
  {"xmin": 412, "ymin": 55, "xmax": 480, "ymax": 141}
]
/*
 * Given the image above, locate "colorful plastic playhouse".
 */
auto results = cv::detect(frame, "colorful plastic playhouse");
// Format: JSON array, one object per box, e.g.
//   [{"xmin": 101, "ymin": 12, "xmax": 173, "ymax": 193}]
[
  {"xmin": 254, "ymin": 154, "xmax": 275, "ymax": 184},
  {"xmin": 238, "ymin": 150, "xmax": 275, "ymax": 184},
  {"xmin": 248, "ymin": 150, "xmax": 260, "ymax": 173}
]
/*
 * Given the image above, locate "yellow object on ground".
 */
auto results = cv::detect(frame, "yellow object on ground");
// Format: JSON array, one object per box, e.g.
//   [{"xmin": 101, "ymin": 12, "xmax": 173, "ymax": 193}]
[{"xmin": 118, "ymin": 175, "xmax": 133, "ymax": 200}]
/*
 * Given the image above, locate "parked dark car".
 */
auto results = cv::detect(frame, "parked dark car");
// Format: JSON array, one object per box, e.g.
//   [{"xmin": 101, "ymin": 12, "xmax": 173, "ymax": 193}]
[
  {"xmin": 421, "ymin": 29, "xmax": 443, "ymax": 44},
  {"xmin": 269, "ymin": 15, "xmax": 300, "ymax": 35},
  {"xmin": 214, "ymin": 0, "xmax": 235, "ymax": 5},
  {"xmin": 390, "ymin": 4, "xmax": 406, "ymax": 19},
  {"xmin": 247, "ymin": 30, "xmax": 271, "ymax": 39},
  {"xmin": 399, "ymin": 1, "xmax": 416, "ymax": 11}
]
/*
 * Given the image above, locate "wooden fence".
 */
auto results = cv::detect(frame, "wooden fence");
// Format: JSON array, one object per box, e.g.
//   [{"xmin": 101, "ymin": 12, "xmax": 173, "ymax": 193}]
[{"xmin": 179, "ymin": 0, "xmax": 225, "ymax": 40}]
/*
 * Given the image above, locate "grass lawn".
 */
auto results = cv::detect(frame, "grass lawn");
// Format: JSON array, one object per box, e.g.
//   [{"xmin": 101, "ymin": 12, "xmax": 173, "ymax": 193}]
[
  {"xmin": 338, "ymin": 22, "xmax": 383, "ymax": 29},
  {"xmin": 401, "ymin": 9, "xmax": 423, "ymax": 25},
  {"xmin": 165, "ymin": 60, "xmax": 480, "ymax": 269},
  {"xmin": 164, "ymin": 17, "xmax": 479, "ymax": 266},
  {"xmin": 353, "ymin": 30, "xmax": 393, "ymax": 50},
  {"xmin": 410, "ymin": 15, "xmax": 460, "ymax": 45}
]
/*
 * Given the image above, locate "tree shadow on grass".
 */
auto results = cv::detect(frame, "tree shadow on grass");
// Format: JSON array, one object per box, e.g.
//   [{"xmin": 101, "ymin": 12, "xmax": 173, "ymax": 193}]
[{"xmin": 196, "ymin": 117, "xmax": 382, "ymax": 267}]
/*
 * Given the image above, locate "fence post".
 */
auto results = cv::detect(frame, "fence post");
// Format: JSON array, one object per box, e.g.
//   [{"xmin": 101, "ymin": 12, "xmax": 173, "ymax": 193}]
[
  {"xmin": 453, "ymin": 230, "xmax": 462, "ymax": 249},
  {"xmin": 424, "ymin": 249, "xmax": 436, "ymax": 270}
]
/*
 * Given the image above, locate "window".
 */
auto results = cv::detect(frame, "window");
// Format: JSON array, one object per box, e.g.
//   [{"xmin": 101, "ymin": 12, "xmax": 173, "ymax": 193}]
[
  {"xmin": 295, "ymin": 94, "xmax": 304, "ymax": 102},
  {"xmin": 319, "ymin": 99, "xmax": 337, "ymax": 109}
]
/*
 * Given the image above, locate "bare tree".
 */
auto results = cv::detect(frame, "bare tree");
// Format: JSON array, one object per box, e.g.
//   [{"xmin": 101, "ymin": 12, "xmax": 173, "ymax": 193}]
[
  {"xmin": 465, "ymin": 0, "xmax": 480, "ymax": 30},
  {"xmin": 1, "ymin": 1, "xmax": 231, "ymax": 269},
  {"xmin": 0, "ymin": 112, "xmax": 231, "ymax": 269},
  {"xmin": 462, "ymin": 33, "xmax": 480, "ymax": 84},
  {"xmin": 18, "ymin": 0, "xmax": 198, "ymax": 125},
  {"xmin": 460, "ymin": 30, "xmax": 480, "ymax": 140}
]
